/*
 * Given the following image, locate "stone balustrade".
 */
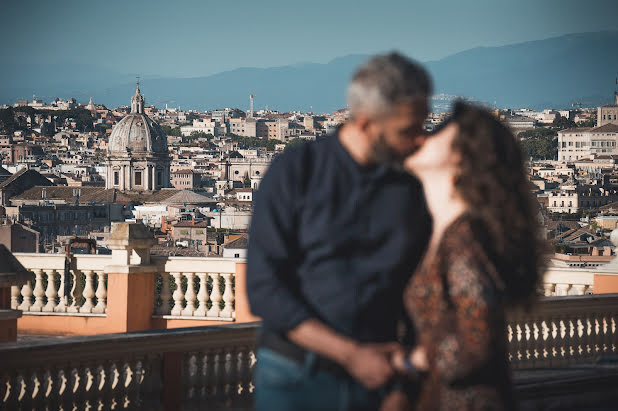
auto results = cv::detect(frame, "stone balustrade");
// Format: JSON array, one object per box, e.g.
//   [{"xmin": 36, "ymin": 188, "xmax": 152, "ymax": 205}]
[
  {"xmin": 9, "ymin": 252, "xmax": 252, "ymax": 336},
  {"xmin": 542, "ymin": 267, "xmax": 596, "ymax": 296},
  {"xmin": 507, "ymin": 294, "xmax": 618, "ymax": 369},
  {"xmin": 10, "ymin": 254, "xmax": 110, "ymax": 315},
  {"xmin": 1, "ymin": 296, "xmax": 618, "ymax": 409},
  {"xmin": 151, "ymin": 256, "xmax": 237, "ymax": 321},
  {"xmin": 0, "ymin": 323, "xmax": 257, "ymax": 410}
]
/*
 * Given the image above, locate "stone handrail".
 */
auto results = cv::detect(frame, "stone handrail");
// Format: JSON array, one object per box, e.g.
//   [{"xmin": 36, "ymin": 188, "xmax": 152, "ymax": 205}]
[{"xmin": 0, "ymin": 322, "xmax": 258, "ymax": 410}]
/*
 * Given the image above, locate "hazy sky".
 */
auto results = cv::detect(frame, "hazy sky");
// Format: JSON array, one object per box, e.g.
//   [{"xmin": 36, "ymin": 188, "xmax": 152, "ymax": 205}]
[{"xmin": 2, "ymin": 0, "xmax": 618, "ymax": 78}]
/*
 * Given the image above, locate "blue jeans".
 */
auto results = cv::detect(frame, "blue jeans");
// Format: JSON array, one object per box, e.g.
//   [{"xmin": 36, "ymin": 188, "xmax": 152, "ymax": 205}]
[{"xmin": 254, "ymin": 347, "xmax": 385, "ymax": 411}]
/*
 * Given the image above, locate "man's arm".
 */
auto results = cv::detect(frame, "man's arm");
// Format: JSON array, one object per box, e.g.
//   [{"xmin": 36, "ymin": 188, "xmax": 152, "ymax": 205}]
[{"xmin": 288, "ymin": 319, "xmax": 399, "ymax": 390}]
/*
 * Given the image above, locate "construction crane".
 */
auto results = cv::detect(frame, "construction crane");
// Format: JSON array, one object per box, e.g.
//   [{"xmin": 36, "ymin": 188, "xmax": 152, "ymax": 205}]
[
  {"xmin": 249, "ymin": 94, "xmax": 256, "ymax": 118},
  {"xmin": 571, "ymin": 101, "xmax": 604, "ymax": 108}
]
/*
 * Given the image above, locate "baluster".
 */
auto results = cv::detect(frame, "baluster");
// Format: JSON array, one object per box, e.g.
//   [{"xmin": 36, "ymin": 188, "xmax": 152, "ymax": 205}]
[
  {"xmin": 184, "ymin": 354, "xmax": 199, "ymax": 404},
  {"xmin": 555, "ymin": 284, "xmax": 570, "ymax": 296},
  {"xmin": 220, "ymin": 274, "xmax": 235, "ymax": 318},
  {"xmin": 224, "ymin": 349, "xmax": 237, "ymax": 399},
  {"xmin": 68, "ymin": 270, "xmax": 84, "ymax": 313},
  {"xmin": 203, "ymin": 350, "xmax": 215, "ymax": 399},
  {"xmin": 130, "ymin": 359, "xmax": 145, "ymax": 408},
  {"xmin": 26, "ymin": 370, "xmax": 42, "ymax": 410},
  {"xmin": 43, "ymin": 270, "xmax": 58, "ymax": 312},
  {"xmin": 80, "ymin": 270, "xmax": 95, "ymax": 313},
  {"xmin": 18, "ymin": 278, "xmax": 34, "ymax": 311},
  {"xmin": 212, "ymin": 351, "xmax": 223, "ymax": 400},
  {"xmin": 156, "ymin": 273, "xmax": 172, "ymax": 316},
  {"xmin": 11, "ymin": 285, "xmax": 20, "ymax": 309},
  {"xmin": 236, "ymin": 349, "xmax": 249, "ymax": 399},
  {"xmin": 55, "ymin": 269, "xmax": 67, "ymax": 312},
  {"xmin": 197, "ymin": 352, "xmax": 208, "ymax": 400},
  {"xmin": 207, "ymin": 274, "xmax": 221, "ymax": 317},
  {"xmin": 93, "ymin": 272, "xmax": 107, "ymax": 314},
  {"xmin": 182, "ymin": 273, "xmax": 196, "ymax": 316},
  {"xmin": 171, "ymin": 272, "xmax": 184, "ymax": 316},
  {"xmin": 194, "ymin": 273, "xmax": 209, "ymax": 317},
  {"xmin": 31, "ymin": 269, "xmax": 45, "ymax": 311}
]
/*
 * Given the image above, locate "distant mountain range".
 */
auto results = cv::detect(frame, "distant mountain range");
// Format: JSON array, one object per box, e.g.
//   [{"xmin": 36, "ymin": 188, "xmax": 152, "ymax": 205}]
[{"xmin": 1, "ymin": 31, "xmax": 617, "ymax": 113}]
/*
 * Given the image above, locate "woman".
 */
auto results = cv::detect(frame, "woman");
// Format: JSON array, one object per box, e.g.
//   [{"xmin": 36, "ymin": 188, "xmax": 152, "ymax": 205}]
[{"xmin": 393, "ymin": 102, "xmax": 544, "ymax": 410}]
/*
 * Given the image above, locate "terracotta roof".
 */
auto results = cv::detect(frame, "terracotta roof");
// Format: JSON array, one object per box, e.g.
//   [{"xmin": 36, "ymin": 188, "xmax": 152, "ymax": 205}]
[
  {"xmin": 173, "ymin": 221, "xmax": 209, "ymax": 228},
  {"xmin": 0, "ymin": 169, "xmax": 52, "ymax": 190},
  {"xmin": 156, "ymin": 190, "xmax": 215, "ymax": 205},
  {"xmin": 10, "ymin": 186, "xmax": 202, "ymax": 205},
  {"xmin": 223, "ymin": 234, "xmax": 248, "ymax": 249},
  {"xmin": 590, "ymin": 124, "xmax": 618, "ymax": 133},
  {"xmin": 559, "ymin": 128, "xmax": 589, "ymax": 133},
  {"xmin": 150, "ymin": 245, "xmax": 207, "ymax": 257}
]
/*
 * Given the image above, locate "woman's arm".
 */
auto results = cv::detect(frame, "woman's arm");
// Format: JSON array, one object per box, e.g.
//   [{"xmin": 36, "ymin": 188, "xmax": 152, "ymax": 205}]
[{"xmin": 432, "ymin": 251, "xmax": 503, "ymax": 384}]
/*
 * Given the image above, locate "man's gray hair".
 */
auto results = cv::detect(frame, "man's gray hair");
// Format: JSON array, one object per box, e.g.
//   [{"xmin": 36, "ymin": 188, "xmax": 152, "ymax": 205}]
[{"xmin": 347, "ymin": 52, "xmax": 432, "ymax": 118}]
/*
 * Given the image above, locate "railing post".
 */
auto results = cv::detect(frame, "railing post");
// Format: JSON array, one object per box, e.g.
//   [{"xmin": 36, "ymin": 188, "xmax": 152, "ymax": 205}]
[
  {"xmin": 233, "ymin": 263, "xmax": 260, "ymax": 323},
  {"xmin": 104, "ymin": 222, "xmax": 157, "ymax": 333},
  {"xmin": 0, "ymin": 245, "xmax": 29, "ymax": 342},
  {"xmin": 162, "ymin": 352, "xmax": 182, "ymax": 411}
]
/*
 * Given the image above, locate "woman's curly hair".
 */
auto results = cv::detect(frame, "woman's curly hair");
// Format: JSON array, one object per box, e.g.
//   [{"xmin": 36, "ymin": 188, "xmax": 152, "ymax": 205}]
[{"xmin": 449, "ymin": 101, "xmax": 546, "ymax": 304}]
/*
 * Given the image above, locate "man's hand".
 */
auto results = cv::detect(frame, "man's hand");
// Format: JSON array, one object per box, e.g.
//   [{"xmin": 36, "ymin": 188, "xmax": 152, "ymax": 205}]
[
  {"xmin": 342, "ymin": 343, "xmax": 401, "ymax": 390},
  {"xmin": 379, "ymin": 391, "xmax": 412, "ymax": 411},
  {"xmin": 287, "ymin": 320, "xmax": 404, "ymax": 389}
]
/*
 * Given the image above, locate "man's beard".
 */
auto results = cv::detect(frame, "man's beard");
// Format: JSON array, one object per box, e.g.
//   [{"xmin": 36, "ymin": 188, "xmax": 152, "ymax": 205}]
[{"xmin": 370, "ymin": 133, "xmax": 409, "ymax": 171}]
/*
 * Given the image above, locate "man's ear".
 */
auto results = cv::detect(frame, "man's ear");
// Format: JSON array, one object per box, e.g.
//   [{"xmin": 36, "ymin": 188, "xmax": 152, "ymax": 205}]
[{"xmin": 356, "ymin": 114, "xmax": 372, "ymax": 134}]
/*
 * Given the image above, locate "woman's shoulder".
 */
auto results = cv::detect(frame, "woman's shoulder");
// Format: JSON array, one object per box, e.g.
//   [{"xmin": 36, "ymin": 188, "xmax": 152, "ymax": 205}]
[
  {"xmin": 440, "ymin": 214, "xmax": 506, "ymax": 292},
  {"xmin": 441, "ymin": 213, "xmax": 487, "ymax": 254}
]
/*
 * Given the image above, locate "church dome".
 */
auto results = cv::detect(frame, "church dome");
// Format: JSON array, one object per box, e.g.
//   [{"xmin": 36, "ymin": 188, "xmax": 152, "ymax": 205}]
[{"xmin": 108, "ymin": 84, "xmax": 167, "ymax": 155}]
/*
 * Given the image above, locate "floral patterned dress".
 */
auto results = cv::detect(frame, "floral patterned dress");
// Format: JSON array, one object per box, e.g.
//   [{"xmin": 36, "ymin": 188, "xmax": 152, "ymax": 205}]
[{"xmin": 404, "ymin": 214, "xmax": 516, "ymax": 411}]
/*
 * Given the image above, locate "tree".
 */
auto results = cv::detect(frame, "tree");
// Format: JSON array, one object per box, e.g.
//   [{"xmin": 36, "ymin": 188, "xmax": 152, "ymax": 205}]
[
  {"xmin": 518, "ymin": 128, "xmax": 558, "ymax": 160},
  {"xmin": 552, "ymin": 116, "xmax": 576, "ymax": 130},
  {"xmin": 162, "ymin": 125, "xmax": 182, "ymax": 136},
  {"xmin": 519, "ymin": 136, "xmax": 558, "ymax": 160},
  {"xmin": 578, "ymin": 115, "xmax": 597, "ymax": 128}
]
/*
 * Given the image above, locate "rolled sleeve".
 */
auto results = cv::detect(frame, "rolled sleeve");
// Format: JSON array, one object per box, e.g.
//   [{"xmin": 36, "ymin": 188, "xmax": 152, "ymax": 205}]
[{"xmin": 247, "ymin": 151, "xmax": 313, "ymax": 334}]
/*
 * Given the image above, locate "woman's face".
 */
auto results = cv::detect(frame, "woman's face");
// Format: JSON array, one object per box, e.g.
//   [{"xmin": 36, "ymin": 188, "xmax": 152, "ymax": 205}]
[{"xmin": 404, "ymin": 121, "xmax": 459, "ymax": 178}]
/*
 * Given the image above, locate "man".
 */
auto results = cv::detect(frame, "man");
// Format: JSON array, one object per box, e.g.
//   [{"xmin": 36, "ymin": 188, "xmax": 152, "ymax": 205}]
[{"xmin": 247, "ymin": 52, "xmax": 432, "ymax": 410}]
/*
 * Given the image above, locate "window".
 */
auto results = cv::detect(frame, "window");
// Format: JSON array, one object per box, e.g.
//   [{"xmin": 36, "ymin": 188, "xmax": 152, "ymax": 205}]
[
  {"xmin": 135, "ymin": 171, "xmax": 142, "ymax": 185},
  {"xmin": 157, "ymin": 172, "xmax": 162, "ymax": 186},
  {"xmin": 114, "ymin": 171, "xmax": 119, "ymax": 185},
  {"xmin": 234, "ymin": 253, "xmax": 240, "ymax": 258}
]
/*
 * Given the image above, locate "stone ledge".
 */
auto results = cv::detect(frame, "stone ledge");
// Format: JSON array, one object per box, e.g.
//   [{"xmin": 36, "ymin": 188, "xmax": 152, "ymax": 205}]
[{"xmin": 0, "ymin": 309, "xmax": 22, "ymax": 321}]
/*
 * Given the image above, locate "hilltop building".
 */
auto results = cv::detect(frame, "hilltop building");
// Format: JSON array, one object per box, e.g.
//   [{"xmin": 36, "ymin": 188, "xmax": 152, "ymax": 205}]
[{"xmin": 597, "ymin": 84, "xmax": 618, "ymax": 127}]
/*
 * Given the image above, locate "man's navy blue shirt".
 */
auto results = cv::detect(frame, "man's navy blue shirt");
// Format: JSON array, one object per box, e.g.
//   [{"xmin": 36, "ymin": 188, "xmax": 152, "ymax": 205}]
[{"xmin": 247, "ymin": 132, "xmax": 431, "ymax": 343}]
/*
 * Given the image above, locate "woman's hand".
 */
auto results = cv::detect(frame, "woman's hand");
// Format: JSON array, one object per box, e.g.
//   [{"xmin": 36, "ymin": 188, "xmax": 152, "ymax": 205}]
[
  {"xmin": 410, "ymin": 346, "xmax": 429, "ymax": 371},
  {"xmin": 391, "ymin": 346, "xmax": 429, "ymax": 375}
]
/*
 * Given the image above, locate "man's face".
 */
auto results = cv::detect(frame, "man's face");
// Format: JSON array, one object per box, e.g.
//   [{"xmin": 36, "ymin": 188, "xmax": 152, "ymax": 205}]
[{"xmin": 368, "ymin": 101, "xmax": 429, "ymax": 168}]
